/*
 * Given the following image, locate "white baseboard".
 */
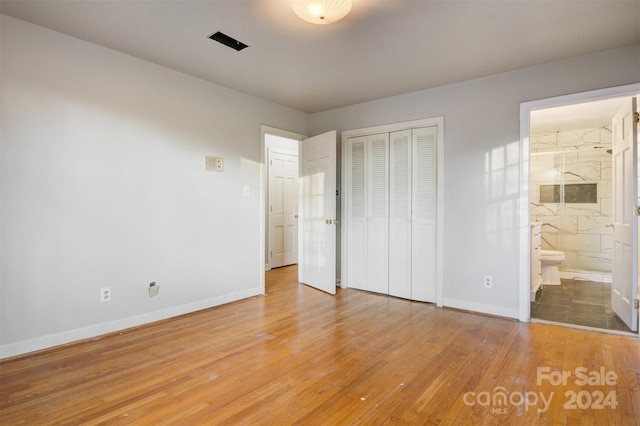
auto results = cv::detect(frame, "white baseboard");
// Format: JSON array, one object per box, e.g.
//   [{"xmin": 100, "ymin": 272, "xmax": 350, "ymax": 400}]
[
  {"xmin": 0, "ymin": 287, "xmax": 261, "ymax": 360},
  {"xmin": 442, "ymin": 297, "xmax": 520, "ymax": 320}
]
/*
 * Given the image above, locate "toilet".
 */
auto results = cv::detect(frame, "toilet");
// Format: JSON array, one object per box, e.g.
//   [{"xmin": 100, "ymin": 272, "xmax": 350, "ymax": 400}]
[{"xmin": 540, "ymin": 249, "xmax": 565, "ymax": 285}]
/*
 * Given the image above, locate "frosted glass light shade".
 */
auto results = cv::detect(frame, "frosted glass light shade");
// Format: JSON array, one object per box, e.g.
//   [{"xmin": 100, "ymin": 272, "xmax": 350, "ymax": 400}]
[{"xmin": 293, "ymin": 0, "xmax": 352, "ymax": 25}]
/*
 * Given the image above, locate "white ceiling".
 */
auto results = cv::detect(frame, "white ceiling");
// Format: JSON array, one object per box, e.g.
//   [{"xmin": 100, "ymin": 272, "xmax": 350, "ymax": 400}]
[{"xmin": 1, "ymin": 0, "xmax": 638, "ymax": 114}]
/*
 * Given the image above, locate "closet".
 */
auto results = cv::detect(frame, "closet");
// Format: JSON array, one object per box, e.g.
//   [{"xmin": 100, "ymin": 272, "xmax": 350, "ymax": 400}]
[
  {"xmin": 344, "ymin": 121, "xmax": 439, "ymax": 303},
  {"xmin": 347, "ymin": 133, "xmax": 389, "ymax": 294}
]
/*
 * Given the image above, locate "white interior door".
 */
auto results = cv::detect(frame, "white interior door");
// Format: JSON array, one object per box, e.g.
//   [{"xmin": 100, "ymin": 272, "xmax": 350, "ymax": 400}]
[
  {"xmin": 411, "ymin": 127, "xmax": 438, "ymax": 303},
  {"xmin": 347, "ymin": 137, "xmax": 367, "ymax": 290},
  {"xmin": 612, "ymin": 98, "xmax": 638, "ymax": 332},
  {"xmin": 366, "ymin": 133, "xmax": 390, "ymax": 294},
  {"xmin": 299, "ymin": 131, "xmax": 337, "ymax": 294},
  {"xmin": 268, "ymin": 150, "xmax": 298, "ymax": 268}
]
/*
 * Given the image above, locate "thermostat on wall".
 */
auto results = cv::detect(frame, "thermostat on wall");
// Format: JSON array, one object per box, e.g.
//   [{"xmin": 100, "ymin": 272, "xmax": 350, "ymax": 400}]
[{"xmin": 205, "ymin": 156, "xmax": 223, "ymax": 172}]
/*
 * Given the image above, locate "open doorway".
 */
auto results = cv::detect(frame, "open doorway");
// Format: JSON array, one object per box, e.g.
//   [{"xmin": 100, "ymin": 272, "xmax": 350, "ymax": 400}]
[
  {"xmin": 266, "ymin": 134, "xmax": 300, "ymax": 270},
  {"xmin": 529, "ymin": 98, "xmax": 631, "ymax": 332},
  {"xmin": 263, "ymin": 128, "xmax": 303, "ymax": 293},
  {"xmin": 261, "ymin": 127, "xmax": 339, "ymax": 296},
  {"xmin": 520, "ymin": 84, "xmax": 640, "ymax": 335}
]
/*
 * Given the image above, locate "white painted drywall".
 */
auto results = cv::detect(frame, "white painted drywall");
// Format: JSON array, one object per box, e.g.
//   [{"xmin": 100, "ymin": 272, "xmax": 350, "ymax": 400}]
[
  {"xmin": 309, "ymin": 45, "xmax": 640, "ymax": 318},
  {"xmin": 0, "ymin": 15, "xmax": 307, "ymax": 357},
  {"xmin": 2, "ymin": 13, "xmax": 638, "ymax": 357}
]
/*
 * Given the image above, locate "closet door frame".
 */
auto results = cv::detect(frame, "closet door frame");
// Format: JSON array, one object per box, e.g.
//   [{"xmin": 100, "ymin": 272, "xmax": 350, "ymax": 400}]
[{"xmin": 340, "ymin": 117, "xmax": 444, "ymax": 307}]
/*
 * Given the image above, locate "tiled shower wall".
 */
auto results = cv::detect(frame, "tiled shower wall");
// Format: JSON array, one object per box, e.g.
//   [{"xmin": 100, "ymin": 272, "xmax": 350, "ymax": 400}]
[{"xmin": 530, "ymin": 127, "xmax": 612, "ymax": 272}]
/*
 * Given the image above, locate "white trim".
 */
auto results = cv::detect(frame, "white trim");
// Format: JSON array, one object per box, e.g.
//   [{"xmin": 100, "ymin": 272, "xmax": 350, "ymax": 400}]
[
  {"xmin": 522, "ymin": 84, "xmax": 640, "ymax": 113},
  {"xmin": 519, "ymin": 83, "xmax": 640, "ymax": 323},
  {"xmin": 519, "ymin": 104, "xmax": 532, "ymax": 322},
  {"xmin": 340, "ymin": 117, "xmax": 445, "ymax": 306},
  {"xmin": 260, "ymin": 125, "xmax": 306, "ymax": 294},
  {"xmin": 531, "ymin": 318, "xmax": 637, "ymax": 338},
  {"xmin": 341, "ymin": 118, "xmax": 443, "ymax": 139},
  {"xmin": 340, "ymin": 133, "xmax": 348, "ymax": 289},
  {"xmin": 442, "ymin": 297, "xmax": 520, "ymax": 320},
  {"xmin": 261, "ymin": 125, "xmax": 306, "ymax": 142},
  {"xmin": 0, "ymin": 287, "xmax": 261, "ymax": 359},
  {"xmin": 436, "ymin": 118, "xmax": 445, "ymax": 307}
]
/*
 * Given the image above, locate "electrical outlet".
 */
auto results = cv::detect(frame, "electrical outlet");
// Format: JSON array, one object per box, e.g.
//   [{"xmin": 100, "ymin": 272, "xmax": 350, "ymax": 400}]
[
  {"xmin": 483, "ymin": 275, "xmax": 493, "ymax": 289},
  {"xmin": 100, "ymin": 286, "xmax": 111, "ymax": 303},
  {"xmin": 149, "ymin": 282, "xmax": 159, "ymax": 297}
]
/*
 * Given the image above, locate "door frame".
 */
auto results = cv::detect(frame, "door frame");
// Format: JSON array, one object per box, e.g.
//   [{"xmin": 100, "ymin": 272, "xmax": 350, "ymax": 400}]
[
  {"xmin": 261, "ymin": 125, "xmax": 306, "ymax": 295},
  {"xmin": 518, "ymin": 83, "xmax": 640, "ymax": 325},
  {"xmin": 340, "ymin": 117, "xmax": 445, "ymax": 306}
]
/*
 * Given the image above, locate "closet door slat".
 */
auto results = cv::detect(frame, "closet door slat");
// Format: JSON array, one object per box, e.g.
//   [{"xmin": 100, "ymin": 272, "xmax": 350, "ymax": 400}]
[
  {"xmin": 366, "ymin": 133, "xmax": 389, "ymax": 294},
  {"xmin": 412, "ymin": 126, "xmax": 437, "ymax": 302},
  {"xmin": 347, "ymin": 137, "xmax": 367, "ymax": 291},
  {"xmin": 389, "ymin": 129, "xmax": 412, "ymax": 299}
]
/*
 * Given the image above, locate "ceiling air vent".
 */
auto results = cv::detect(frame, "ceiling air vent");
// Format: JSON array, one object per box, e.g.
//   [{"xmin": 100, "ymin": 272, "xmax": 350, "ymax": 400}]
[{"xmin": 209, "ymin": 31, "xmax": 248, "ymax": 52}]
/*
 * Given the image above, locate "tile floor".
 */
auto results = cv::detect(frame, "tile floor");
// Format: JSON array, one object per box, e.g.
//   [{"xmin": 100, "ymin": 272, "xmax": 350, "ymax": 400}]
[{"xmin": 531, "ymin": 278, "xmax": 633, "ymax": 332}]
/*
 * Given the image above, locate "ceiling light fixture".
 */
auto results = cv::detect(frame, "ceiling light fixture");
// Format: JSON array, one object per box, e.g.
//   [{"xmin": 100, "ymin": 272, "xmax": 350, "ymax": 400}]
[{"xmin": 293, "ymin": 0, "xmax": 352, "ymax": 25}]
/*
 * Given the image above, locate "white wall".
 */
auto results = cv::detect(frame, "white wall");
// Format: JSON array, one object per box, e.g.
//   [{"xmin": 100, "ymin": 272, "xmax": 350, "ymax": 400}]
[
  {"xmin": 2, "ymin": 13, "xmax": 638, "ymax": 357},
  {"xmin": 0, "ymin": 16, "xmax": 308, "ymax": 357},
  {"xmin": 309, "ymin": 44, "xmax": 640, "ymax": 318}
]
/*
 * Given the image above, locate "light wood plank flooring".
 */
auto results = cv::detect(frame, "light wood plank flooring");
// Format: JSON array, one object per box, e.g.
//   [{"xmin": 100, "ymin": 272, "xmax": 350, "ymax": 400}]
[{"xmin": 1, "ymin": 265, "xmax": 639, "ymax": 424}]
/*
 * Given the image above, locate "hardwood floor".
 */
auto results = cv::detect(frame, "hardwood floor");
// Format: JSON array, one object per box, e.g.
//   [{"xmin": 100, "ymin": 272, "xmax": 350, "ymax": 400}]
[{"xmin": 1, "ymin": 265, "xmax": 639, "ymax": 425}]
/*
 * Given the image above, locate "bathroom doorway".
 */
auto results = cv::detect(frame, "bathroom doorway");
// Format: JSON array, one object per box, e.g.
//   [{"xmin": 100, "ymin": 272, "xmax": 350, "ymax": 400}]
[{"xmin": 520, "ymin": 84, "xmax": 640, "ymax": 334}]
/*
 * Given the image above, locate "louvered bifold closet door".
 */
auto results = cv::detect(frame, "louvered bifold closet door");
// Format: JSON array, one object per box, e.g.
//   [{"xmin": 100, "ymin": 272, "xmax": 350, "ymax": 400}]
[
  {"xmin": 366, "ymin": 133, "xmax": 390, "ymax": 294},
  {"xmin": 389, "ymin": 130, "xmax": 412, "ymax": 299},
  {"xmin": 411, "ymin": 127, "xmax": 437, "ymax": 302},
  {"xmin": 347, "ymin": 136, "xmax": 367, "ymax": 291}
]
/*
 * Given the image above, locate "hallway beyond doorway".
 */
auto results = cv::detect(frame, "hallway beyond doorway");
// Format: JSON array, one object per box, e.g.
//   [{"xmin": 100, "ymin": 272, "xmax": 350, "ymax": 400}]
[{"xmin": 265, "ymin": 264, "xmax": 299, "ymax": 293}]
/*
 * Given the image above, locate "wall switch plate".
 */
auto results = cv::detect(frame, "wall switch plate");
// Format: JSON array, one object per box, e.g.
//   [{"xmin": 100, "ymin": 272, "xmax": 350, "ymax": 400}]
[
  {"xmin": 483, "ymin": 275, "xmax": 493, "ymax": 289},
  {"xmin": 100, "ymin": 286, "xmax": 111, "ymax": 302},
  {"xmin": 205, "ymin": 156, "xmax": 223, "ymax": 172}
]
